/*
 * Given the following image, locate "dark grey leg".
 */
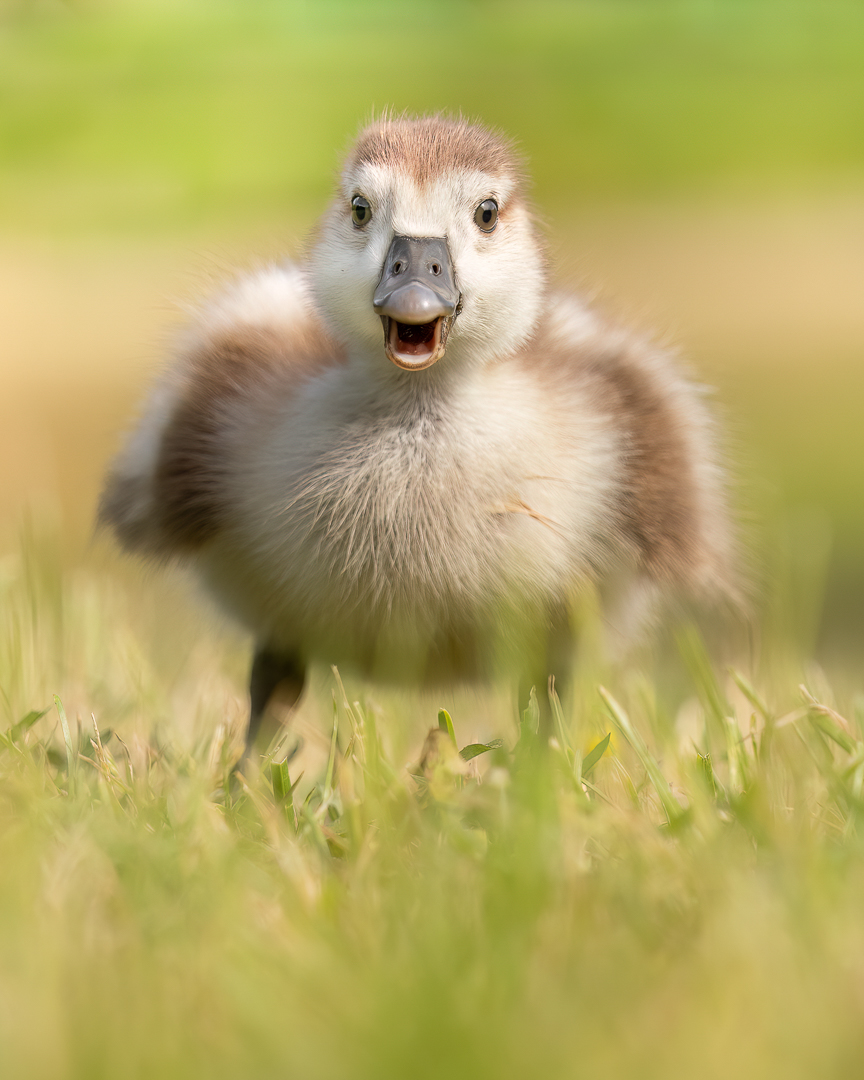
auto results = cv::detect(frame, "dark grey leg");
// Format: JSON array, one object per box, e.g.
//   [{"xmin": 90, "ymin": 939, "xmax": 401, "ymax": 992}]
[{"xmin": 245, "ymin": 647, "xmax": 306, "ymax": 755}]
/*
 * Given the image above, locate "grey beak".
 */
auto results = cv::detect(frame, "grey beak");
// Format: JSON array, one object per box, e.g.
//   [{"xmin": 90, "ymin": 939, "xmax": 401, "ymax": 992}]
[{"xmin": 373, "ymin": 236, "xmax": 460, "ymax": 324}]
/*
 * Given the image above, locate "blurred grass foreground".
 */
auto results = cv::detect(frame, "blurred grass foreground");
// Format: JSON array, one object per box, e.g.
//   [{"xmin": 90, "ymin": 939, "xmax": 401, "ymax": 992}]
[
  {"xmin": 2, "ymin": 1, "xmax": 864, "ymax": 1077},
  {"xmin": 4, "ymin": 525, "xmax": 864, "ymax": 1080}
]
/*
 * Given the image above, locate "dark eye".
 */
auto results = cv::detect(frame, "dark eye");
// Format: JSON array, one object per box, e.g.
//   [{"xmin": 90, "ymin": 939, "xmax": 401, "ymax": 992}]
[
  {"xmin": 351, "ymin": 194, "xmax": 372, "ymax": 227},
  {"xmin": 474, "ymin": 199, "xmax": 498, "ymax": 232}
]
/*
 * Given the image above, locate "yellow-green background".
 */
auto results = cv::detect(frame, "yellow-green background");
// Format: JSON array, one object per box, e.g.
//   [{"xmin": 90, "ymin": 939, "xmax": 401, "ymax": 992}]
[
  {"xmin": 3, "ymin": 7, "xmax": 864, "ymax": 1080},
  {"xmin": 2, "ymin": 0, "xmax": 863, "ymax": 657}
]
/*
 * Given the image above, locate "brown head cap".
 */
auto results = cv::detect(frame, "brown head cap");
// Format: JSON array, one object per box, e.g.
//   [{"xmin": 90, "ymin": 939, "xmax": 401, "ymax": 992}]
[{"xmin": 346, "ymin": 114, "xmax": 526, "ymax": 192}]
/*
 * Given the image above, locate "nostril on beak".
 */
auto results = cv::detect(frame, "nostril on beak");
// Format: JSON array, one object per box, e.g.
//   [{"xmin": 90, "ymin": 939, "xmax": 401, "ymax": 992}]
[
  {"xmin": 393, "ymin": 261, "xmax": 403, "ymax": 274},
  {"xmin": 431, "ymin": 263, "xmax": 441, "ymax": 275}
]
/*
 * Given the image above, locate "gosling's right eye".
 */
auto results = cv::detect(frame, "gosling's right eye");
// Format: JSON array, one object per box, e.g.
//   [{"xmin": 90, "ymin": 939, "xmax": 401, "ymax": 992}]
[{"xmin": 351, "ymin": 195, "xmax": 372, "ymax": 227}]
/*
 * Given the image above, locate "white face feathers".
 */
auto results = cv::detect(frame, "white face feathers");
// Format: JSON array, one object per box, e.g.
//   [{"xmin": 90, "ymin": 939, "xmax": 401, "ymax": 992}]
[{"xmin": 308, "ymin": 121, "xmax": 546, "ymax": 375}]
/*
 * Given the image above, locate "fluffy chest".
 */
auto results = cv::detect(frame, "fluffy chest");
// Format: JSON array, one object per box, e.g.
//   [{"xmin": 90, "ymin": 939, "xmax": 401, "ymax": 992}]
[{"xmin": 228, "ymin": 369, "xmax": 576, "ymax": 625}]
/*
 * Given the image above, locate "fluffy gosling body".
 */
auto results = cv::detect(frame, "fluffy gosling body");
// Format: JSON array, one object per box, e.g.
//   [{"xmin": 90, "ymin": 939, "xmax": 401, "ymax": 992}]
[{"xmin": 100, "ymin": 115, "xmax": 736, "ymax": 750}]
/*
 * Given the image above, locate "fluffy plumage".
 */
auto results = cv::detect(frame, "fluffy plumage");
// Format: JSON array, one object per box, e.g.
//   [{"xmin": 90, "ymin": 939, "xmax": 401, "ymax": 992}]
[{"xmin": 100, "ymin": 115, "xmax": 736, "ymax": 746}]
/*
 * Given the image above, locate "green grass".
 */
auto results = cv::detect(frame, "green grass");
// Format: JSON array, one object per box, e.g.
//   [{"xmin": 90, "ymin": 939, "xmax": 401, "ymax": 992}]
[{"xmin": 3, "ymin": 527, "xmax": 864, "ymax": 1079}]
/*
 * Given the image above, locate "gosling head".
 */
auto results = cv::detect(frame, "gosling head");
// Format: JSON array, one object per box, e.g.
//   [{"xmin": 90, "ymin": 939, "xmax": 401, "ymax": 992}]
[{"xmin": 309, "ymin": 115, "xmax": 547, "ymax": 374}]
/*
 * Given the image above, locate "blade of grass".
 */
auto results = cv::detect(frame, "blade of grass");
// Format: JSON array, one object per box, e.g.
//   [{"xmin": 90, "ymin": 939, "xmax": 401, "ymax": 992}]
[
  {"xmin": 697, "ymin": 752, "xmax": 718, "ymax": 797},
  {"xmin": 730, "ymin": 669, "xmax": 772, "ymax": 723},
  {"xmin": 271, "ymin": 758, "xmax": 292, "ymax": 804},
  {"xmin": 548, "ymin": 677, "xmax": 569, "ymax": 751},
  {"xmin": 677, "ymin": 627, "xmax": 731, "ymax": 739},
  {"xmin": 324, "ymin": 709, "xmax": 339, "ymax": 794},
  {"xmin": 521, "ymin": 687, "xmax": 540, "ymax": 739},
  {"xmin": 271, "ymin": 758, "xmax": 296, "ymax": 827},
  {"xmin": 53, "ymin": 695, "xmax": 75, "ymax": 780},
  {"xmin": 8, "ymin": 708, "xmax": 49, "ymax": 743},
  {"xmin": 459, "ymin": 739, "xmax": 504, "ymax": 762},
  {"xmin": 546, "ymin": 680, "xmax": 594, "ymax": 799},
  {"xmin": 438, "ymin": 709, "xmax": 457, "ymax": 750},
  {"xmin": 801, "ymin": 686, "xmax": 857, "ymax": 754},
  {"xmin": 581, "ymin": 733, "xmax": 611, "ymax": 779},
  {"xmin": 599, "ymin": 686, "xmax": 685, "ymax": 824},
  {"xmin": 723, "ymin": 715, "xmax": 747, "ymax": 793}
]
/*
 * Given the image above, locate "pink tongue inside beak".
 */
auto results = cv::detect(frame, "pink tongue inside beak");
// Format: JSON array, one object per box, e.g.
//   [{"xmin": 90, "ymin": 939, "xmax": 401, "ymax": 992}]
[
  {"xmin": 387, "ymin": 317, "xmax": 444, "ymax": 369},
  {"xmin": 393, "ymin": 319, "xmax": 438, "ymax": 357}
]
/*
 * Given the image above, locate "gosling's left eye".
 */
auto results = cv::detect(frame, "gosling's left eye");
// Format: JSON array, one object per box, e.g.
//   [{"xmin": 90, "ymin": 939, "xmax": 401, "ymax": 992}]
[
  {"xmin": 474, "ymin": 199, "xmax": 498, "ymax": 232},
  {"xmin": 351, "ymin": 194, "xmax": 372, "ymax": 227}
]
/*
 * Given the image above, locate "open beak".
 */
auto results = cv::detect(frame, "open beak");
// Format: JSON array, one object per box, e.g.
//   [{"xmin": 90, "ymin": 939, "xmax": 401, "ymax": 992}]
[{"xmin": 373, "ymin": 235, "xmax": 461, "ymax": 370}]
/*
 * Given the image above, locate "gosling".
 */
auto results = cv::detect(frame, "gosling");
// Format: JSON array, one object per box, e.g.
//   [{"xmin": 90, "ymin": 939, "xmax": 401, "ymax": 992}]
[{"xmin": 100, "ymin": 114, "xmax": 736, "ymax": 751}]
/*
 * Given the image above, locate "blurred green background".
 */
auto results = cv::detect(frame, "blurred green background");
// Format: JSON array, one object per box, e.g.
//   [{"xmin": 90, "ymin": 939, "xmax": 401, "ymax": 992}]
[{"xmin": 1, "ymin": 0, "xmax": 862, "ymax": 663}]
